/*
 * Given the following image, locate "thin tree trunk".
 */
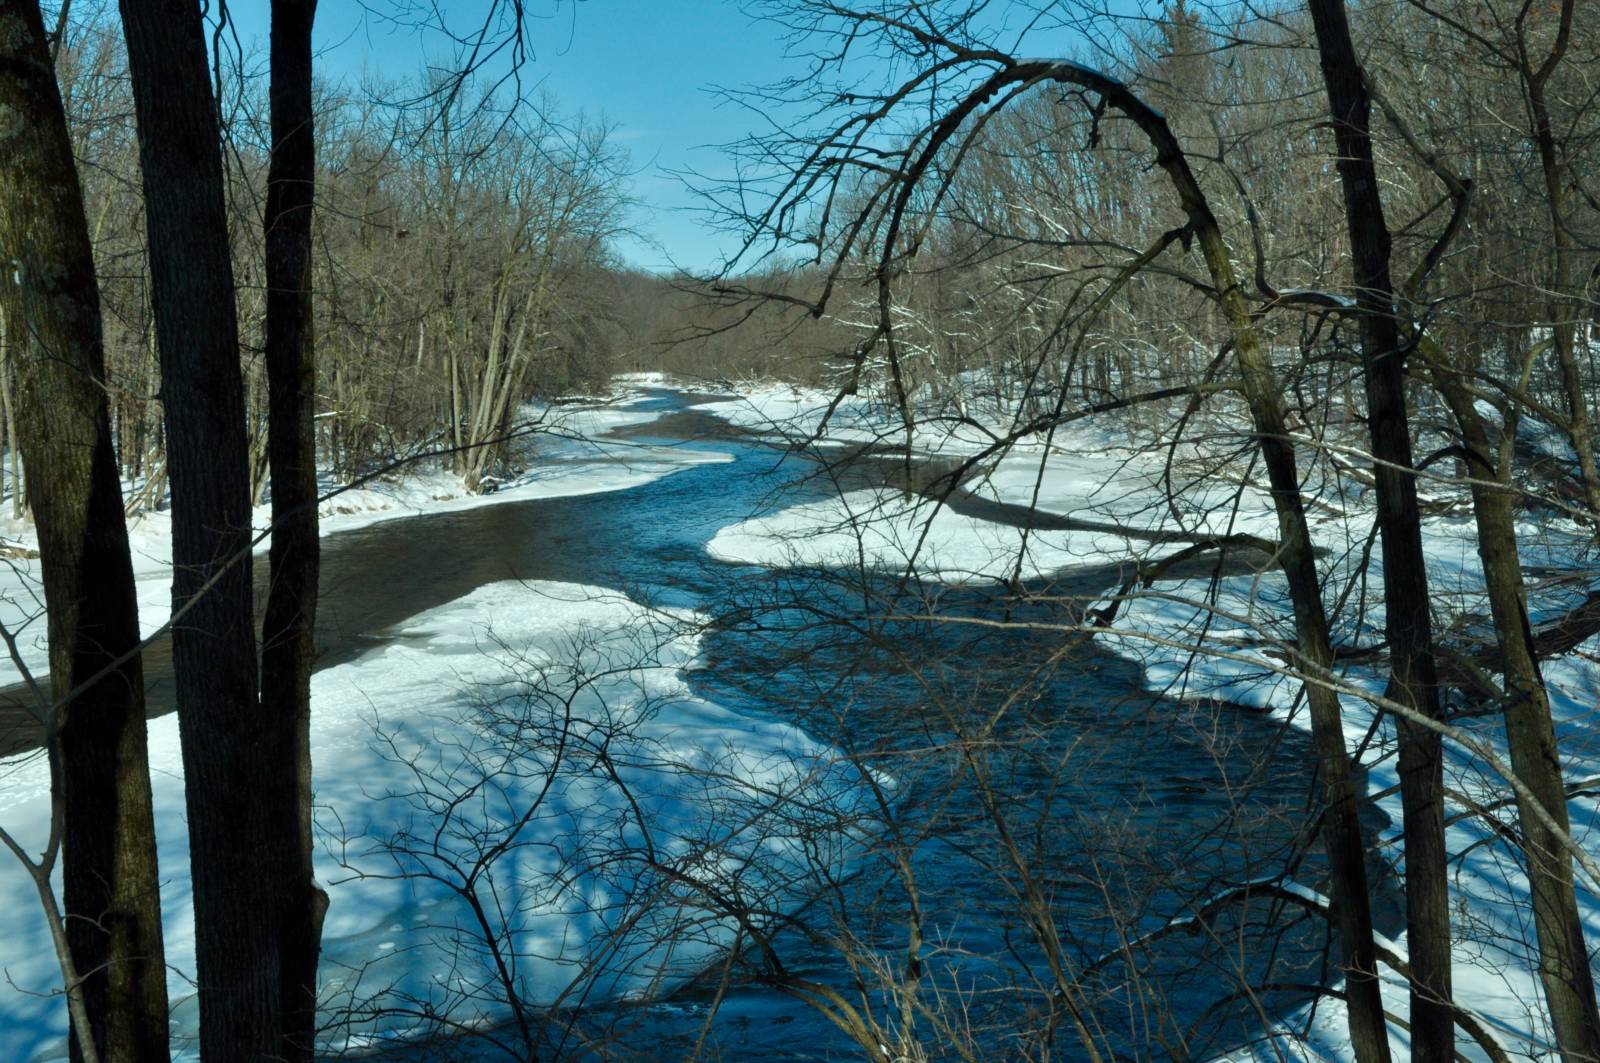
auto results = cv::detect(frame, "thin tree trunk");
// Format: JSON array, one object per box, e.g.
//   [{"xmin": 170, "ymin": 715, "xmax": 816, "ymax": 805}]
[
  {"xmin": 467, "ymin": 270, "xmax": 512, "ymax": 475},
  {"xmin": 476, "ymin": 284, "xmax": 540, "ymax": 482},
  {"xmin": 247, "ymin": 366, "xmax": 271, "ymax": 507},
  {"xmin": 1305, "ymin": 5, "xmax": 1454, "ymax": 1057},
  {"xmin": 449, "ymin": 339, "xmax": 464, "ymax": 473},
  {"xmin": 1103, "ymin": 84, "xmax": 1395, "ymax": 1063},
  {"xmin": 0, "ymin": 3, "xmax": 168, "ymax": 1059},
  {"xmin": 1208, "ymin": 256, "xmax": 1397, "ymax": 1063},
  {"xmin": 1424, "ymin": 343, "xmax": 1600, "ymax": 1062},
  {"xmin": 260, "ymin": 3, "xmax": 325, "ymax": 1061},
  {"xmin": 139, "ymin": 325, "xmax": 160, "ymax": 496},
  {"xmin": 3, "ymin": 322, "xmax": 24, "ymax": 520},
  {"xmin": 1519, "ymin": 0, "xmax": 1600, "ymax": 523},
  {"xmin": 117, "ymin": 2, "xmax": 284, "ymax": 1058},
  {"xmin": 945, "ymin": 60, "xmax": 1396, "ymax": 1060},
  {"xmin": 0, "ymin": 305, "xmax": 8, "ymax": 512}
]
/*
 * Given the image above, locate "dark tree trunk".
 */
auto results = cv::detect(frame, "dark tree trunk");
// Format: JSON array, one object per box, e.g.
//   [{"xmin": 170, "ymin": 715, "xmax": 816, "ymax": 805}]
[
  {"xmin": 1520, "ymin": 2, "xmax": 1600, "ymax": 523},
  {"xmin": 116, "ymin": 2, "xmax": 284, "ymax": 1058},
  {"xmin": 1304, "ymin": 3, "xmax": 1454, "ymax": 1058},
  {"xmin": 1209, "ymin": 265, "xmax": 1396, "ymax": 1063},
  {"xmin": 0, "ymin": 4, "xmax": 169, "ymax": 1059},
  {"xmin": 1122, "ymin": 100, "xmax": 1395, "ymax": 1063},
  {"xmin": 1424, "ymin": 344, "xmax": 1600, "ymax": 1063},
  {"xmin": 261, "ymin": 2, "xmax": 327, "ymax": 1060},
  {"xmin": 1005, "ymin": 60, "xmax": 1396, "ymax": 1062}
]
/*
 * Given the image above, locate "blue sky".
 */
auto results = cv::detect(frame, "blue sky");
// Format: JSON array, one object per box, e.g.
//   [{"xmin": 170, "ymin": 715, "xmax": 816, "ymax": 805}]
[
  {"xmin": 214, "ymin": 1, "xmax": 1142, "ymax": 274},
  {"xmin": 220, "ymin": 0, "xmax": 805, "ymax": 273}
]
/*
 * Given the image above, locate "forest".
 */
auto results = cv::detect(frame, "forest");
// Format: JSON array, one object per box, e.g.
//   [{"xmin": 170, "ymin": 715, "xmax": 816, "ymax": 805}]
[{"xmin": 1, "ymin": 0, "xmax": 1599, "ymax": 1061}]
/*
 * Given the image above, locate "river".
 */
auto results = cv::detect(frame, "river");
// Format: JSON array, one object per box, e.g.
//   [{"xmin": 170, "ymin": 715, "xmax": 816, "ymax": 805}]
[
  {"xmin": 9, "ymin": 385, "xmax": 1398, "ymax": 1060},
  {"xmin": 360, "ymin": 386, "xmax": 1399, "ymax": 1060}
]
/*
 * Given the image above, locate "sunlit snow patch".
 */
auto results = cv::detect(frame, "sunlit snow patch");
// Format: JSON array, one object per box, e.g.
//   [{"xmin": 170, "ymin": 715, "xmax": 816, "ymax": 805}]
[{"xmin": 0, "ymin": 580, "xmax": 871, "ymax": 1060}]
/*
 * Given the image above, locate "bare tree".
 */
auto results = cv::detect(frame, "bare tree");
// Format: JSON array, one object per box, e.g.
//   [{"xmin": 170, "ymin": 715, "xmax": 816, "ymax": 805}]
[
  {"xmin": 1305, "ymin": 2, "xmax": 1453, "ymax": 1055},
  {"xmin": 261, "ymin": 2, "xmax": 327, "ymax": 1060},
  {"xmin": 117, "ymin": 0, "xmax": 286, "ymax": 1057},
  {"xmin": 0, "ymin": 3, "xmax": 168, "ymax": 1059},
  {"xmin": 714, "ymin": 3, "xmax": 1396, "ymax": 1055}
]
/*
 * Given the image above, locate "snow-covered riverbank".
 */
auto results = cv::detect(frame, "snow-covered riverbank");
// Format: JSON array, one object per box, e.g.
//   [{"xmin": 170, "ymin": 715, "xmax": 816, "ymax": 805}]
[
  {"xmin": 696, "ymin": 378, "xmax": 1600, "ymax": 1062},
  {"xmin": 0, "ymin": 377, "xmax": 727, "ymax": 690},
  {"xmin": 1, "ymin": 576, "xmax": 866, "ymax": 1060},
  {"xmin": 4, "ymin": 373, "xmax": 1597, "ymax": 1060},
  {"xmin": 4, "ymin": 377, "xmax": 826, "ymax": 1060}
]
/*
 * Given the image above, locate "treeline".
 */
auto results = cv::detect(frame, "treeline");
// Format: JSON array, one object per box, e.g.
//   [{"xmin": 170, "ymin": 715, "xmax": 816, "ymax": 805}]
[
  {"xmin": 0, "ymin": 5, "xmax": 648, "ymax": 507},
  {"xmin": 713, "ymin": 0, "xmax": 1600, "ymax": 455},
  {"xmin": 0, "ymin": 3, "xmax": 999, "ymax": 516},
  {"xmin": 17, "ymin": 0, "xmax": 1594, "ymax": 514},
  {"xmin": 609, "ymin": 0, "xmax": 1600, "ymax": 463},
  {"xmin": 709, "ymin": 1, "xmax": 1600, "ymax": 1060}
]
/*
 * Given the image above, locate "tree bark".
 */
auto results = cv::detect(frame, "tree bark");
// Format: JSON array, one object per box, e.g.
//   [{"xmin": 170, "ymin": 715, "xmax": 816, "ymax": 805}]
[
  {"xmin": 878, "ymin": 56, "xmax": 1396, "ymax": 1060},
  {"xmin": 1520, "ymin": 0, "xmax": 1600, "ymax": 523},
  {"xmin": 260, "ymin": 2, "xmax": 327, "ymax": 1060},
  {"xmin": 1304, "ymin": 4, "xmax": 1454, "ymax": 1058},
  {"xmin": 1424, "ymin": 342, "xmax": 1600, "ymax": 1062},
  {"xmin": 116, "ymin": 1, "xmax": 285, "ymax": 1058},
  {"xmin": 0, "ymin": 4, "xmax": 169, "ymax": 1059}
]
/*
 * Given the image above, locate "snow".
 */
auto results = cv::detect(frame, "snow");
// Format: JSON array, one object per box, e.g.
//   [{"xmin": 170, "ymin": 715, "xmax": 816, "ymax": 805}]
[
  {"xmin": 1073, "ymin": 451, "xmax": 1600, "ymax": 1060},
  {"xmin": 2, "ymin": 579, "xmax": 868, "ymax": 1060},
  {"xmin": 7, "ymin": 372, "xmax": 1600, "ymax": 1059},
  {"xmin": 707, "ymin": 486, "xmax": 1085, "ymax": 579},
  {"xmin": 3, "ymin": 378, "xmax": 873, "ymax": 1059},
  {"xmin": 0, "ymin": 384, "xmax": 729, "ymax": 689},
  {"xmin": 701, "ymin": 375, "xmax": 1600, "ymax": 1060},
  {"xmin": 691, "ymin": 380, "xmax": 888, "ymax": 443},
  {"xmin": 705, "ymin": 393, "xmax": 1280, "ymax": 580}
]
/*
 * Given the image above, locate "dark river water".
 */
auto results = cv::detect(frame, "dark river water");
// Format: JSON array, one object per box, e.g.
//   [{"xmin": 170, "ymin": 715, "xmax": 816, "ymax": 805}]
[{"xmin": 12, "ymin": 386, "xmax": 1400, "ymax": 1060}]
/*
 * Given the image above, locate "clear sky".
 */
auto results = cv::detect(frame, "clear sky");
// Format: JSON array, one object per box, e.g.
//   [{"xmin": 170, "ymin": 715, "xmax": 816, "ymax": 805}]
[
  {"xmin": 214, "ymin": 1, "xmax": 1140, "ymax": 274},
  {"xmin": 220, "ymin": 0, "xmax": 807, "ymax": 274}
]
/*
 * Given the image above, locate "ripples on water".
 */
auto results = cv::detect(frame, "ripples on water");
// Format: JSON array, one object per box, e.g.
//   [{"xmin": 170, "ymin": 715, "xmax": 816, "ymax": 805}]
[
  {"xmin": 491, "ymin": 392, "xmax": 1396, "ymax": 1061},
  {"xmin": 299, "ymin": 389, "xmax": 1395, "ymax": 1060}
]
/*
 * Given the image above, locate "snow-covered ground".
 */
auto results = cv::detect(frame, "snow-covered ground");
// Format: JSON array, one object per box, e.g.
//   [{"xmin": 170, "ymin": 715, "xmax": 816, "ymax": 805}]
[
  {"xmin": 0, "ymin": 380, "xmax": 728, "ymax": 689},
  {"xmin": 694, "ymin": 377, "xmax": 1600, "ymax": 1061},
  {"xmin": 701, "ymin": 380, "xmax": 1281, "ymax": 578},
  {"xmin": 5, "ymin": 373, "xmax": 1599, "ymax": 1059},
  {"xmin": 1, "ymin": 579, "xmax": 866, "ymax": 1060},
  {"xmin": 0, "ymin": 375, "xmax": 883, "ymax": 1061}
]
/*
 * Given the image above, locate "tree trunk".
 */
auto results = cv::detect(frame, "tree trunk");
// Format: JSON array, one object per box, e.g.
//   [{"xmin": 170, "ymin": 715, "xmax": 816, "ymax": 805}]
[
  {"xmin": 1205, "ymin": 245, "xmax": 1397, "ymax": 1063},
  {"xmin": 0, "ymin": 3, "xmax": 169, "ymax": 1059},
  {"xmin": 260, "ymin": 3, "xmax": 326, "ymax": 1061},
  {"xmin": 1521, "ymin": 1, "xmax": 1600, "ymax": 523},
  {"xmin": 0, "ymin": 305, "xmax": 9, "ymax": 511},
  {"xmin": 1425, "ymin": 341, "xmax": 1600, "ymax": 1063},
  {"xmin": 2, "ymin": 322, "xmax": 24, "ymax": 520},
  {"xmin": 1305, "ymin": 5, "xmax": 1454, "ymax": 1057},
  {"xmin": 449, "ymin": 339, "xmax": 464, "ymax": 473},
  {"xmin": 1017, "ymin": 61, "xmax": 1396, "ymax": 1062},
  {"xmin": 116, "ymin": 1, "xmax": 285, "ymax": 1058}
]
